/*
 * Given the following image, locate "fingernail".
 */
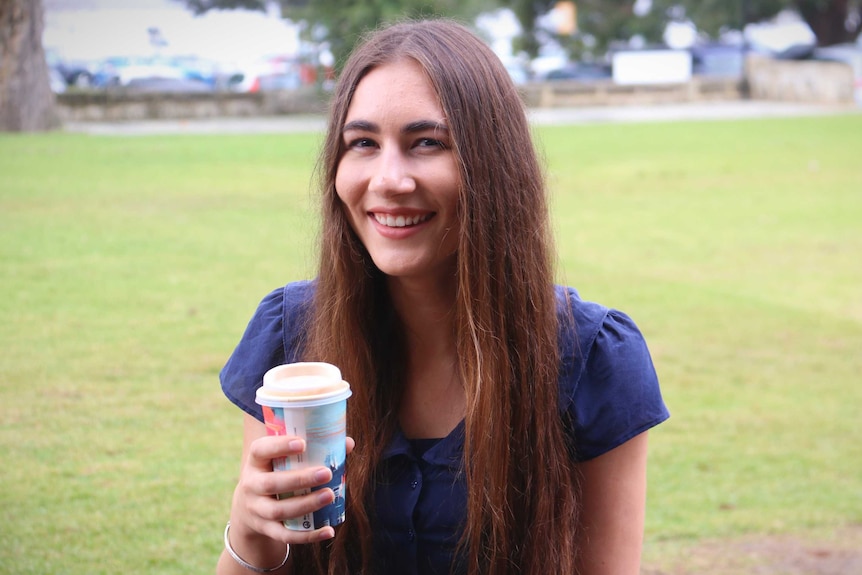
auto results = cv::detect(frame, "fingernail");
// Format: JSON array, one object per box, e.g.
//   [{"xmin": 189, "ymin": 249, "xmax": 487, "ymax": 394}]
[
  {"xmin": 319, "ymin": 527, "xmax": 335, "ymax": 541},
  {"xmin": 289, "ymin": 439, "xmax": 305, "ymax": 451},
  {"xmin": 317, "ymin": 489, "xmax": 333, "ymax": 504},
  {"xmin": 313, "ymin": 468, "xmax": 331, "ymax": 483}
]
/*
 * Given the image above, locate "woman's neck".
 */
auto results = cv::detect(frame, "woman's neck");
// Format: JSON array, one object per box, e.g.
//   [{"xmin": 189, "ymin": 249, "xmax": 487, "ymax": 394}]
[
  {"xmin": 386, "ymin": 273, "xmax": 457, "ymax": 353},
  {"xmin": 386, "ymin": 273, "xmax": 465, "ymax": 438}
]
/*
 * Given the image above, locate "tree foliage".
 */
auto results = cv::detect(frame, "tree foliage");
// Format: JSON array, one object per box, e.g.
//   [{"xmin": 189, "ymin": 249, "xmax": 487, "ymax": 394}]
[
  {"xmin": 795, "ymin": 0, "xmax": 862, "ymax": 46},
  {"xmin": 501, "ymin": 0, "xmax": 554, "ymax": 56},
  {"xmin": 656, "ymin": 0, "xmax": 860, "ymax": 46},
  {"xmin": 176, "ymin": 0, "xmax": 496, "ymax": 69},
  {"xmin": 176, "ymin": 0, "xmax": 860, "ymax": 67},
  {"xmin": 504, "ymin": 0, "xmax": 859, "ymax": 59},
  {"xmin": 288, "ymin": 0, "xmax": 496, "ymax": 69},
  {"xmin": 179, "ymin": 0, "xmax": 269, "ymax": 15}
]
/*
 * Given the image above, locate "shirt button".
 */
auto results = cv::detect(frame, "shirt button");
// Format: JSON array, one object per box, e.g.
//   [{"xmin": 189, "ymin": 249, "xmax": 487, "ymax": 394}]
[
  {"xmin": 407, "ymin": 529, "xmax": 415, "ymax": 542},
  {"xmin": 410, "ymin": 480, "xmax": 419, "ymax": 489}
]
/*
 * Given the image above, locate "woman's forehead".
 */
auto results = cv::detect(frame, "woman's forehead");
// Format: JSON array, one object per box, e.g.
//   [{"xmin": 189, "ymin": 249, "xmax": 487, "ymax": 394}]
[{"xmin": 343, "ymin": 60, "xmax": 445, "ymax": 126}]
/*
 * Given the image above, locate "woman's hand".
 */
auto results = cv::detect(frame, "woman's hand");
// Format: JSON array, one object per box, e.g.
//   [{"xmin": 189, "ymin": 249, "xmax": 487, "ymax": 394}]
[
  {"xmin": 217, "ymin": 414, "xmax": 355, "ymax": 574},
  {"xmin": 236, "ymin": 432, "xmax": 340, "ymax": 544}
]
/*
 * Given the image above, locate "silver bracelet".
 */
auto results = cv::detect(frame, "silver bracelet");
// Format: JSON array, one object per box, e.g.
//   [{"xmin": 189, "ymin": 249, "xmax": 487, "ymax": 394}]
[{"xmin": 224, "ymin": 521, "xmax": 290, "ymax": 573}]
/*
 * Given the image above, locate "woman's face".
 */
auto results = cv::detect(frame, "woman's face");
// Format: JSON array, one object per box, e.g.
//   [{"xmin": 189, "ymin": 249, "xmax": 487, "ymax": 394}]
[{"xmin": 335, "ymin": 59, "xmax": 460, "ymax": 284}]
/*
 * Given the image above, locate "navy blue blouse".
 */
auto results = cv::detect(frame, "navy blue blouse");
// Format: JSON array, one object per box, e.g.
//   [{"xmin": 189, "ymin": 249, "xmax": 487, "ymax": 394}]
[{"xmin": 221, "ymin": 280, "xmax": 669, "ymax": 574}]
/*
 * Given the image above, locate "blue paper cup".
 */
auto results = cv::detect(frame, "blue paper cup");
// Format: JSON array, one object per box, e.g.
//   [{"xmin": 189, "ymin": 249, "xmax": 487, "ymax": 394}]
[{"xmin": 256, "ymin": 362, "xmax": 352, "ymax": 531}]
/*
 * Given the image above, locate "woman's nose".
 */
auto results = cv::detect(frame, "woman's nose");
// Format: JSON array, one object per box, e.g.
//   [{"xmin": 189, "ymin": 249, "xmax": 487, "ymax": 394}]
[{"xmin": 368, "ymin": 148, "xmax": 415, "ymax": 195}]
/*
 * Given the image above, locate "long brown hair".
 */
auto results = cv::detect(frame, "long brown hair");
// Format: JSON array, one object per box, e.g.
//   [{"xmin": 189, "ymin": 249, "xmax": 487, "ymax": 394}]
[{"xmin": 299, "ymin": 19, "xmax": 579, "ymax": 574}]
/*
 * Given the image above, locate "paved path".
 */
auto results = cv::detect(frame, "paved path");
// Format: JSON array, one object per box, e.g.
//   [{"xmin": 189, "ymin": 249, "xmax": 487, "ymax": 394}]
[{"xmin": 63, "ymin": 100, "xmax": 859, "ymax": 136}]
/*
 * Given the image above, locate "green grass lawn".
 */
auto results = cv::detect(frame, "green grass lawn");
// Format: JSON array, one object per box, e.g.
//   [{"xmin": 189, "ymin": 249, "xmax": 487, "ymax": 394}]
[{"xmin": 1, "ymin": 113, "xmax": 860, "ymax": 573}]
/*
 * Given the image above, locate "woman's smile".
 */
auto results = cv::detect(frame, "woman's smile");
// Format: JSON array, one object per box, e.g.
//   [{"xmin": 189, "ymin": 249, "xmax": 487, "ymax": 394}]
[{"xmin": 371, "ymin": 211, "xmax": 434, "ymax": 228}]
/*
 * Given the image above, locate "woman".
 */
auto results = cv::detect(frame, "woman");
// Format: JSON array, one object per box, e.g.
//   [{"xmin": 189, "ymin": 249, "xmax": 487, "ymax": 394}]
[{"xmin": 218, "ymin": 19, "xmax": 668, "ymax": 575}]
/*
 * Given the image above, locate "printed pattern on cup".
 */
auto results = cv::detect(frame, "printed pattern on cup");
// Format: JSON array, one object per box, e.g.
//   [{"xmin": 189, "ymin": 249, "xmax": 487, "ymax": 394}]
[{"xmin": 262, "ymin": 403, "xmax": 347, "ymax": 531}]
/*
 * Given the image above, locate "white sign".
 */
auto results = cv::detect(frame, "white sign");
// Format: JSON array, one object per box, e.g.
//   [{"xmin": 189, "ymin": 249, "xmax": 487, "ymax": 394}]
[{"xmin": 612, "ymin": 50, "xmax": 692, "ymax": 85}]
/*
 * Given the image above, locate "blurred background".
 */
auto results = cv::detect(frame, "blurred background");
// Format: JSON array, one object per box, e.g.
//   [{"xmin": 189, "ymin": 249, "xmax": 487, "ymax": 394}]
[
  {"xmin": 41, "ymin": 0, "xmax": 314, "ymax": 94},
  {"xmin": 2, "ymin": 0, "xmax": 861, "ymax": 131},
  {"xmin": 40, "ymin": 0, "xmax": 862, "ymax": 90}
]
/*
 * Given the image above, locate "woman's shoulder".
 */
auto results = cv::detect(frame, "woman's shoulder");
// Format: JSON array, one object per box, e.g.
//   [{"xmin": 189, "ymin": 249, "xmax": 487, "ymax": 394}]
[
  {"xmin": 555, "ymin": 285, "xmax": 669, "ymax": 461},
  {"xmin": 555, "ymin": 285, "xmax": 647, "ymax": 363},
  {"xmin": 233, "ymin": 280, "xmax": 315, "ymax": 335},
  {"xmin": 282, "ymin": 279, "xmax": 316, "ymax": 309},
  {"xmin": 219, "ymin": 280, "xmax": 316, "ymax": 420}
]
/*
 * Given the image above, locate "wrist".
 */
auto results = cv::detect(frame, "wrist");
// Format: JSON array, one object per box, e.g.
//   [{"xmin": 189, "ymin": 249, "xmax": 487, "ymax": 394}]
[{"xmin": 224, "ymin": 520, "xmax": 290, "ymax": 573}]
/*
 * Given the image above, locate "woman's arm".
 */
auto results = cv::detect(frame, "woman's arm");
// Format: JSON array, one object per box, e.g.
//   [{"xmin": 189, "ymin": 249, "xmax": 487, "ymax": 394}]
[
  {"xmin": 576, "ymin": 430, "xmax": 650, "ymax": 575},
  {"xmin": 216, "ymin": 414, "xmax": 340, "ymax": 575}
]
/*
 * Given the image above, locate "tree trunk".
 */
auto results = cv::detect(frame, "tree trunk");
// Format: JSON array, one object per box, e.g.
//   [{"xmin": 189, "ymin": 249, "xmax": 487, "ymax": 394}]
[
  {"xmin": 0, "ymin": 0, "xmax": 60, "ymax": 132},
  {"xmin": 796, "ymin": 0, "xmax": 862, "ymax": 47}
]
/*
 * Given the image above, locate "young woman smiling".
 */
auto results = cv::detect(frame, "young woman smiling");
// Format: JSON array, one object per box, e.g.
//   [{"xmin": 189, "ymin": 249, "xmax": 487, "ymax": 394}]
[{"xmin": 217, "ymin": 19, "xmax": 669, "ymax": 575}]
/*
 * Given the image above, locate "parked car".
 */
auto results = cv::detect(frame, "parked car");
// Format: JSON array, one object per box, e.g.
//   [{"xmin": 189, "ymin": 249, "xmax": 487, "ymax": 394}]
[
  {"xmin": 124, "ymin": 76, "xmax": 213, "ymax": 93},
  {"xmin": 545, "ymin": 62, "xmax": 611, "ymax": 81},
  {"xmin": 690, "ymin": 44, "xmax": 745, "ymax": 78},
  {"xmin": 227, "ymin": 56, "xmax": 301, "ymax": 92},
  {"xmin": 91, "ymin": 56, "xmax": 135, "ymax": 87},
  {"xmin": 45, "ymin": 49, "xmax": 95, "ymax": 88},
  {"xmin": 690, "ymin": 43, "xmax": 745, "ymax": 77},
  {"xmin": 91, "ymin": 56, "xmax": 219, "ymax": 92},
  {"xmin": 49, "ymin": 66, "xmax": 67, "ymax": 93},
  {"xmin": 166, "ymin": 55, "xmax": 223, "ymax": 89}
]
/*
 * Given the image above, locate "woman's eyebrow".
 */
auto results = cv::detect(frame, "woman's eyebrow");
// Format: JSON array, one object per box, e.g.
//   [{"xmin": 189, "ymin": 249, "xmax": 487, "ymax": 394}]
[
  {"xmin": 403, "ymin": 120, "xmax": 448, "ymax": 135},
  {"xmin": 342, "ymin": 120, "xmax": 378, "ymax": 133}
]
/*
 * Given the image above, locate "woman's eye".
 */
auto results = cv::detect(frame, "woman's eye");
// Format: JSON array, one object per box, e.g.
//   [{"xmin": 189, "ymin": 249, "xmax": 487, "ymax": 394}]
[
  {"xmin": 347, "ymin": 137, "xmax": 376, "ymax": 149},
  {"xmin": 416, "ymin": 138, "xmax": 446, "ymax": 149}
]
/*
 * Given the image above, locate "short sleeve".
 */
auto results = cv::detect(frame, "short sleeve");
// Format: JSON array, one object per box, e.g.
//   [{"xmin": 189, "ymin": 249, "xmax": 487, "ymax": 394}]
[
  {"xmin": 559, "ymin": 293, "xmax": 669, "ymax": 461},
  {"xmin": 219, "ymin": 287, "xmax": 288, "ymax": 421},
  {"xmin": 220, "ymin": 281, "xmax": 315, "ymax": 420}
]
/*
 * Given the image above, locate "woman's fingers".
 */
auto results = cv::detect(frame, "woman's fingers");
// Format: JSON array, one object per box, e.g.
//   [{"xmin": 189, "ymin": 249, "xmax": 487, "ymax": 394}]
[
  {"xmin": 247, "ymin": 435, "xmax": 304, "ymax": 468},
  {"xmin": 259, "ymin": 522, "xmax": 335, "ymax": 545},
  {"xmin": 250, "ymin": 486, "xmax": 337, "ymax": 544},
  {"xmin": 249, "ymin": 434, "xmax": 354, "ymax": 466},
  {"xmin": 252, "ymin": 486, "xmax": 332, "ymax": 522},
  {"xmin": 236, "ymin": 433, "xmax": 353, "ymax": 545},
  {"xmin": 257, "ymin": 465, "xmax": 332, "ymax": 497}
]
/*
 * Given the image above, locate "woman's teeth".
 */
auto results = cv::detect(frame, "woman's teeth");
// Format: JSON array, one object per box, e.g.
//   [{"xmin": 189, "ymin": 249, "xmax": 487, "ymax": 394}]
[{"xmin": 374, "ymin": 213, "xmax": 430, "ymax": 228}]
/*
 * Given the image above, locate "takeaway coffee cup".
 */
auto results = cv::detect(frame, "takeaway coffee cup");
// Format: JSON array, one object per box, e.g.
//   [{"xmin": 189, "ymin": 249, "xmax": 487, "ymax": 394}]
[{"xmin": 255, "ymin": 362, "xmax": 352, "ymax": 531}]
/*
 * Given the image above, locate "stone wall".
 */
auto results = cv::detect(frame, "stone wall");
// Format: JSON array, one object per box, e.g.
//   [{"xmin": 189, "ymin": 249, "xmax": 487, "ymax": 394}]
[
  {"xmin": 56, "ymin": 86, "xmax": 328, "ymax": 123},
  {"xmin": 745, "ymin": 55, "xmax": 856, "ymax": 104},
  {"xmin": 55, "ymin": 58, "xmax": 856, "ymax": 122},
  {"xmin": 519, "ymin": 76, "xmax": 743, "ymax": 108}
]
